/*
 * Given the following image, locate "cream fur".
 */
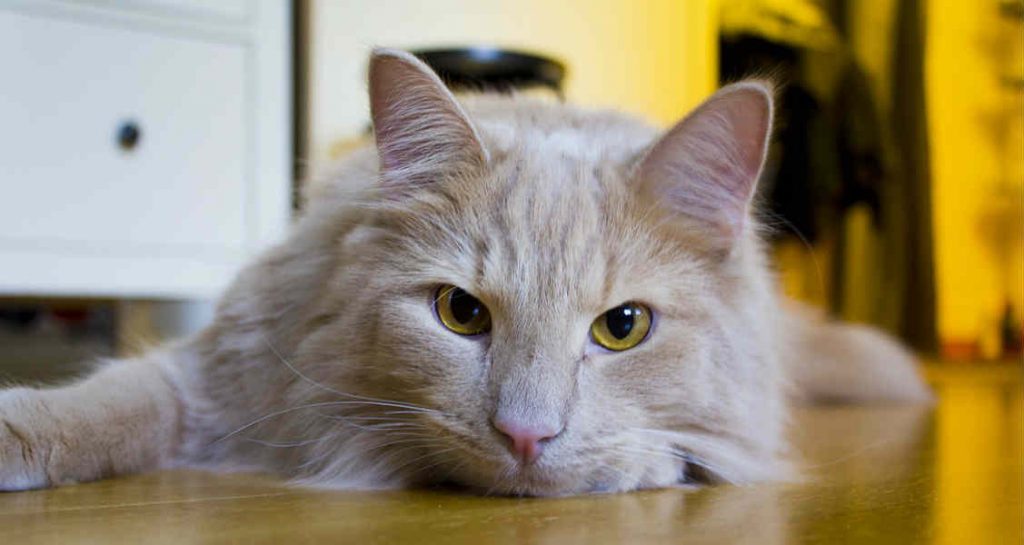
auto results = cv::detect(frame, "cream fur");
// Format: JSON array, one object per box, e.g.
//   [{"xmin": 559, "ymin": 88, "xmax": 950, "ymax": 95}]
[{"xmin": 0, "ymin": 49, "xmax": 930, "ymax": 496}]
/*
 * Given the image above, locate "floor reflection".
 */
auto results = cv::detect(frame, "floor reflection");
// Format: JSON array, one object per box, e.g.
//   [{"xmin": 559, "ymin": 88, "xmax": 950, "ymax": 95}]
[{"xmin": 2, "ymin": 365, "xmax": 1021, "ymax": 544}]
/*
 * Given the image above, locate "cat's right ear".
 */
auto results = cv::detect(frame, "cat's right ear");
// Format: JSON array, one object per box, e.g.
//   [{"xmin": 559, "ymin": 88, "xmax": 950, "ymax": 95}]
[{"xmin": 368, "ymin": 48, "xmax": 488, "ymax": 192}]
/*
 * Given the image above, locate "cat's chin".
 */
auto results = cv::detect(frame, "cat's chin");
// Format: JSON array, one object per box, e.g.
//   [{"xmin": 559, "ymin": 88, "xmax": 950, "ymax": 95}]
[
  {"xmin": 451, "ymin": 474, "xmax": 623, "ymax": 497},
  {"xmin": 453, "ymin": 472, "xmax": 686, "ymax": 497},
  {"xmin": 439, "ymin": 456, "xmax": 687, "ymax": 497}
]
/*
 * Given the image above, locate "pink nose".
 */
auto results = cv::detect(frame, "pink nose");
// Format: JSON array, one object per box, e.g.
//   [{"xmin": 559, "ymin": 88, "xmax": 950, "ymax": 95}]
[{"xmin": 492, "ymin": 418, "xmax": 562, "ymax": 464}]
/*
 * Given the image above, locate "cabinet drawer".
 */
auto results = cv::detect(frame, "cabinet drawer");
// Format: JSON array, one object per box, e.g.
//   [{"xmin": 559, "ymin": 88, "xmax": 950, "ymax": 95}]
[
  {"xmin": 64, "ymin": 0, "xmax": 252, "ymax": 23},
  {"xmin": 0, "ymin": 11, "xmax": 249, "ymax": 251}
]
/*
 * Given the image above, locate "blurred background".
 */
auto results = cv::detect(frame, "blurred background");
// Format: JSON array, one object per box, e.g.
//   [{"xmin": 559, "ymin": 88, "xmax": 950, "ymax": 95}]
[{"xmin": 0, "ymin": 0, "xmax": 1021, "ymax": 383}]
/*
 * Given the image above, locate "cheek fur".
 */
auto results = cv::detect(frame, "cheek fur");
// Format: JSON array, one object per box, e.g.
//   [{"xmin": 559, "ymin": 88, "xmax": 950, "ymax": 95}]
[{"xmin": 374, "ymin": 296, "xmax": 490, "ymax": 400}]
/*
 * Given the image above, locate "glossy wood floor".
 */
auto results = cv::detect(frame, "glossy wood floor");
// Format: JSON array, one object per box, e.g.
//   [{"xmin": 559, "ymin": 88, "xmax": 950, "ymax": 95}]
[{"xmin": 2, "ymin": 364, "xmax": 1021, "ymax": 544}]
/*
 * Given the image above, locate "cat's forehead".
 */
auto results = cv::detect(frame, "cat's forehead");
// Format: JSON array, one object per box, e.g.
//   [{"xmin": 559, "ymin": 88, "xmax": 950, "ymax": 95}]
[
  {"xmin": 443, "ymin": 129, "xmax": 671, "ymax": 310},
  {"xmin": 460, "ymin": 98, "xmax": 661, "ymax": 221},
  {"xmin": 375, "ymin": 97, "xmax": 702, "ymax": 308},
  {"xmin": 438, "ymin": 100, "xmax": 670, "ymax": 236},
  {"xmin": 462, "ymin": 96, "xmax": 658, "ymax": 165}
]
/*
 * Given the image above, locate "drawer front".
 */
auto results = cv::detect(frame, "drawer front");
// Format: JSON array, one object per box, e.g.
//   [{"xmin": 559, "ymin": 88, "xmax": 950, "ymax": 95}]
[
  {"xmin": 0, "ymin": 11, "xmax": 249, "ymax": 251},
  {"xmin": 63, "ymin": 0, "xmax": 252, "ymax": 22}
]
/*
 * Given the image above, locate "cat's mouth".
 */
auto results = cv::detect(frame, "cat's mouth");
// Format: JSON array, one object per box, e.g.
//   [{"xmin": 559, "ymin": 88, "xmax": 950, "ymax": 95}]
[
  {"xmin": 447, "ymin": 468, "xmax": 613, "ymax": 497},
  {"xmin": 451, "ymin": 464, "xmax": 710, "ymax": 497},
  {"xmin": 417, "ymin": 419, "xmax": 722, "ymax": 495},
  {"xmin": 427, "ymin": 450, "xmax": 611, "ymax": 496}
]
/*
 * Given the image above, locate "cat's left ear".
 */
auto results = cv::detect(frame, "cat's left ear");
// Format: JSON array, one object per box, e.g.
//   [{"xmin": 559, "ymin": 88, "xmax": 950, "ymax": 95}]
[
  {"xmin": 635, "ymin": 81, "xmax": 773, "ymax": 247},
  {"xmin": 368, "ymin": 48, "xmax": 488, "ymax": 191}
]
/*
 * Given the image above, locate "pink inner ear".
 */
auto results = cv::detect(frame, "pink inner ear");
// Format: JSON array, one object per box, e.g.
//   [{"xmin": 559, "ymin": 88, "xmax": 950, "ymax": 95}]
[
  {"xmin": 368, "ymin": 49, "xmax": 487, "ymax": 186},
  {"xmin": 637, "ymin": 82, "xmax": 773, "ymax": 243},
  {"xmin": 715, "ymin": 90, "xmax": 773, "ymax": 184}
]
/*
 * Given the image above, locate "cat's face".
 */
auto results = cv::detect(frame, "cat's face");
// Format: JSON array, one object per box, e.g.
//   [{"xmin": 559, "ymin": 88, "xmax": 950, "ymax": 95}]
[
  {"xmin": 332, "ymin": 163, "xmax": 743, "ymax": 495},
  {"xmin": 298, "ymin": 50, "xmax": 787, "ymax": 495}
]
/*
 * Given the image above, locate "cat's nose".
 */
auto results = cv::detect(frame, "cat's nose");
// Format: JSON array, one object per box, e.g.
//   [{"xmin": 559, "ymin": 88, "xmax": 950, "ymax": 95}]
[{"xmin": 491, "ymin": 418, "xmax": 563, "ymax": 465}]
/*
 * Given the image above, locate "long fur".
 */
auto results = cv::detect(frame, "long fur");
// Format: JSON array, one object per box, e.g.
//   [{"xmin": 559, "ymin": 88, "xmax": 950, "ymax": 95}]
[{"xmin": 0, "ymin": 50, "xmax": 929, "ymax": 495}]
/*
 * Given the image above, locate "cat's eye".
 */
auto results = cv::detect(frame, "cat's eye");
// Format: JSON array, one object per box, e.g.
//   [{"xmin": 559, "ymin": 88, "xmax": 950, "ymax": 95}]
[
  {"xmin": 590, "ymin": 302, "xmax": 652, "ymax": 351},
  {"xmin": 434, "ymin": 285, "xmax": 492, "ymax": 336}
]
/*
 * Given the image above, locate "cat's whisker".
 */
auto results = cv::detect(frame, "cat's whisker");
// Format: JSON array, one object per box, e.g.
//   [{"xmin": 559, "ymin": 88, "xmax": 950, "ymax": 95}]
[
  {"xmin": 322, "ymin": 414, "xmax": 427, "ymax": 425},
  {"xmin": 374, "ymin": 431, "xmax": 444, "ymax": 443},
  {"xmin": 406, "ymin": 453, "xmax": 462, "ymax": 479},
  {"xmin": 214, "ymin": 401, "xmax": 371, "ymax": 444},
  {"xmin": 262, "ymin": 337, "xmax": 445, "ymax": 415},
  {"xmin": 367, "ymin": 437, "xmax": 436, "ymax": 452},
  {"xmin": 432, "ymin": 285, "xmax": 456, "ymax": 306},
  {"xmin": 435, "ymin": 458, "xmax": 469, "ymax": 485},
  {"xmin": 380, "ymin": 409, "xmax": 443, "ymax": 417},
  {"xmin": 217, "ymin": 396, "xmax": 437, "ymax": 447},
  {"xmin": 297, "ymin": 432, "xmax": 449, "ymax": 474},
  {"xmin": 335, "ymin": 421, "xmax": 410, "ymax": 433},
  {"xmin": 243, "ymin": 437, "xmax": 325, "ymax": 448},
  {"xmin": 316, "ymin": 399, "xmax": 440, "ymax": 413},
  {"xmin": 760, "ymin": 208, "xmax": 826, "ymax": 297},
  {"xmin": 347, "ymin": 422, "xmax": 425, "ymax": 431},
  {"xmin": 351, "ymin": 441, "xmax": 449, "ymax": 478},
  {"xmin": 384, "ymin": 446, "xmax": 461, "ymax": 478},
  {"xmin": 485, "ymin": 464, "xmax": 517, "ymax": 496}
]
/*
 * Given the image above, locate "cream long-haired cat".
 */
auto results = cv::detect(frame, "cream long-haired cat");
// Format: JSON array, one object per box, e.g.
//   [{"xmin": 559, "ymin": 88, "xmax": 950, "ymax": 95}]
[{"xmin": 0, "ymin": 49, "xmax": 930, "ymax": 496}]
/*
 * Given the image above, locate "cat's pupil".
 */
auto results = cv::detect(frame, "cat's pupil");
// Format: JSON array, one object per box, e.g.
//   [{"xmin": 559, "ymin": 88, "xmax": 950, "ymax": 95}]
[
  {"xmin": 606, "ymin": 305, "xmax": 637, "ymax": 339},
  {"xmin": 449, "ymin": 288, "xmax": 482, "ymax": 324}
]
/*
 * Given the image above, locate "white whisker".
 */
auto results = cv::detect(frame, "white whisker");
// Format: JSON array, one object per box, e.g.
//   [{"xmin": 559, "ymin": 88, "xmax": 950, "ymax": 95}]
[{"xmin": 263, "ymin": 337, "xmax": 444, "ymax": 414}]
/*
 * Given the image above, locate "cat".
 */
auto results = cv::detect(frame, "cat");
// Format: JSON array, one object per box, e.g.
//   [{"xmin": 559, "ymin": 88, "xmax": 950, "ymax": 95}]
[{"xmin": 0, "ymin": 49, "xmax": 931, "ymax": 496}]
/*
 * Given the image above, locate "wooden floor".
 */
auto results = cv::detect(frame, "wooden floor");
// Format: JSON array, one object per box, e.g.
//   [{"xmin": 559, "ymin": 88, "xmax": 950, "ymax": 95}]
[{"xmin": 2, "ymin": 364, "xmax": 1021, "ymax": 544}]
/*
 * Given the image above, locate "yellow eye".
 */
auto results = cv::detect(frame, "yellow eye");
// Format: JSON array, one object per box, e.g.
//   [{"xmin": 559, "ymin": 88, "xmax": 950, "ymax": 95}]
[
  {"xmin": 590, "ymin": 302, "xmax": 652, "ymax": 351},
  {"xmin": 435, "ymin": 285, "xmax": 492, "ymax": 336}
]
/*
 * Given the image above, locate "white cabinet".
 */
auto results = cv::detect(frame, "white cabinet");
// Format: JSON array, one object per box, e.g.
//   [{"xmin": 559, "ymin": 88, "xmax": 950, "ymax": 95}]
[
  {"xmin": 68, "ymin": 0, "xmax": 252, "ymax": 21},
  {"xmin": 0, "ymin": 0, "xmax": 290, "ymax": 299}
]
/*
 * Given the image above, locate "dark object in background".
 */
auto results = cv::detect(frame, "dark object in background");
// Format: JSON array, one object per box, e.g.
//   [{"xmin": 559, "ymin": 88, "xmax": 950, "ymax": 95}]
[
  {"xmin": 0, "ymin": 303, "xmax": 115, "ymax": 341},
  {"xmin": 889, "ymin": 0, "xmax": 938, "ymax": 354},
  {"xmin": 0, "ymin": 307, "xmax": 38, "ymax": 330},
  {"xmin": 0, "ymin": 302, "xmax": 117, "ymax": 382},
  {"xmin": 1000, "ymin": 302, "xmax": 1023, "ymax": 357},
  {"xmin": 412, "ymin": 48, "xmax": 566, "ymax": 97},
  {"xmin": 719, "ymin": 0, "xmax": 938, "ymax": 353}
]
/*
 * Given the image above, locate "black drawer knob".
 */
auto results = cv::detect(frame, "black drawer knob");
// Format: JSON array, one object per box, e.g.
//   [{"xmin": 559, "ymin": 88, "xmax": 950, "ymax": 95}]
[{"xmin": 116, "ymin": 121, "xmax": 142, "ymax": 151}]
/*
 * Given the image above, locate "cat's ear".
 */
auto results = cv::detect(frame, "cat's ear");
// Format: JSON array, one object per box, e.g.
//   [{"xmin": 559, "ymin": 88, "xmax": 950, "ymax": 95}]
[
  {"xmin": 635, "ymin": 81, "xmax": 773, "ymax": 247},
  {"xmin": 368, "ymin": 48, "xmax": 488, "ymax": 190}
]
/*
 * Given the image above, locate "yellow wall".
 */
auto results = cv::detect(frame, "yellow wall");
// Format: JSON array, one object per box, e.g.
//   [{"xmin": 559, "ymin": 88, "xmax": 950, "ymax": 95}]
[
  {"xmin": 927, "ymin": 0, "xmax": 1024, "ymax": 355},
  {"xmin": 308, "ymin": 0, "xmax": 717, "ymax": 163}
]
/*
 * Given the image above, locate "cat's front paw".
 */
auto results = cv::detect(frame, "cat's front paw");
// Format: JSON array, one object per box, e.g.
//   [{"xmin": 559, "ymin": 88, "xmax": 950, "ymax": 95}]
[{"xmin": 0, "ymin": 389, "xmax": 52, "ymax": 491}]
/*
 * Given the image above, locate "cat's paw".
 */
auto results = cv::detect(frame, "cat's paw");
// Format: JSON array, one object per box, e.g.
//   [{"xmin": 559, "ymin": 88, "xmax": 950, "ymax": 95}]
[{"xmin": 0, "ymin": 389, "xmax": 52, "ymax": 491}]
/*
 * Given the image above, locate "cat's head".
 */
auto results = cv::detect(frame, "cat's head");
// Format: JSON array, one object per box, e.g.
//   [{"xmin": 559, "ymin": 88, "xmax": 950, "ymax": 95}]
[{"xmin": 299, "ymin": 49, "xmax": 788, "ymax": 495}]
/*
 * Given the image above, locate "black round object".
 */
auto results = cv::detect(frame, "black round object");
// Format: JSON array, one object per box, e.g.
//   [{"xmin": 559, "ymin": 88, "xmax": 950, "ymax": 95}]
[
  {"xmin": 605, "ymin": 305, "xmax": 637, "ymax": 340},
  {"xmin": 116, "ymin": 121, "xmax": 141, "ymax": 151},
  {"xmin": 412, "ymin": 47, "xmax": 566, "ymax": 96},
  {"xmin": 449, "ymin": 288, "xmax": 484, "ymax": 324}
]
